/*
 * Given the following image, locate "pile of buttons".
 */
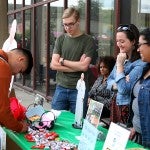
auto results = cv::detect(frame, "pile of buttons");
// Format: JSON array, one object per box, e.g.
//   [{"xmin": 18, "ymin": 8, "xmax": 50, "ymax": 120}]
[{"xmin": 24, "ymin": 127, "xmax": 77, "ymax": 150}]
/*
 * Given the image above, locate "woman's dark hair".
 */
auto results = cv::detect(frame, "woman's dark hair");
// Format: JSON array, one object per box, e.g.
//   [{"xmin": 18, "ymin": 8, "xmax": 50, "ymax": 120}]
[
  {"xmin": 97, "ymin": 56, "xmax": 116, "ymax": 74},
  {"xmin": 140, "ymin": 28, "xmax": 150, "ymax": 46},
  {"xmin": 117, "ymin": 24, "xmax": 140, "ymax": 62}
]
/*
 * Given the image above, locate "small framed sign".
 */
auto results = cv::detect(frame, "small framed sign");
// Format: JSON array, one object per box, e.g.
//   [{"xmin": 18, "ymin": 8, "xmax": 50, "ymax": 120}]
[
  {"xmin": 102, "ymin": 122, "xmax": 130, "ymax": 150},
  {"xmin": 78, "ymin": 119, "xmax": 99, "ymax": 150}
]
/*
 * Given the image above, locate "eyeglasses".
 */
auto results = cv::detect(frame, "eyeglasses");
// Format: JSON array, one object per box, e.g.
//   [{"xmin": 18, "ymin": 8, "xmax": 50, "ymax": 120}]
[
  {"xmin": 117, "ymin": 26, "xmax": 131, "ymax": 32},
  {"xmin": 62, "ymin": 21, "xmax": 77, "ymax": 28},
  {"xmin": 138, "ymin": 42, "xmax": 149, "ymax": 48}
]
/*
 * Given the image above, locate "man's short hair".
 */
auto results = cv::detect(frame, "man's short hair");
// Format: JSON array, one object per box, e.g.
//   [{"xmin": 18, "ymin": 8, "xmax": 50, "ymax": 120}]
[
  {"xmin": 62, "ymin": 7, "xmax": 80, "ymax": 21},
  {"xmin": 13, "ymin": 48, "xmax": 33, "ymax": 74}
]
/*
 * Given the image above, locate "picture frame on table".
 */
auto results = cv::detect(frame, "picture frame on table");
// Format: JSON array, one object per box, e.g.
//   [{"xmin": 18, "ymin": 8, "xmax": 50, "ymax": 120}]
[{"xmin": 86, "ymin": 99, "xmax": 104, "ymax": 128}]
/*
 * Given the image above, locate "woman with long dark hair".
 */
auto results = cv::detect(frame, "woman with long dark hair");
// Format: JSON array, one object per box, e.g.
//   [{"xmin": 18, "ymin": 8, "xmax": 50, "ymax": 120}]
[{"xmin": 107, "ymin": 24, "xmax": 148, "ymax": 124}]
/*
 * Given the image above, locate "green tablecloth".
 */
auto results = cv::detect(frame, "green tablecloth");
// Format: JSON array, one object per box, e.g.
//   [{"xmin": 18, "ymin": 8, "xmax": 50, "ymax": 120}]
[{"xmin": 4, "ymin": 111, "xmax": 144, "ymax": 150}]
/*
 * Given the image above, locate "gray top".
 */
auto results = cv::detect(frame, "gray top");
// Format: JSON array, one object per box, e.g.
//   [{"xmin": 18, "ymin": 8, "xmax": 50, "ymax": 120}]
[{"xmin": 132, "ymin": 80, "xmax": 141, "ymax": 133}]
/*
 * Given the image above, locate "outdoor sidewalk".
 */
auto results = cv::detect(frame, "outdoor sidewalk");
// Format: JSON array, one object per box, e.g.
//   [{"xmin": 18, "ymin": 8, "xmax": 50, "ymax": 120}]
[{"xmin": 14, "ymin": 85, "xmax": 51, "ymax": 111}]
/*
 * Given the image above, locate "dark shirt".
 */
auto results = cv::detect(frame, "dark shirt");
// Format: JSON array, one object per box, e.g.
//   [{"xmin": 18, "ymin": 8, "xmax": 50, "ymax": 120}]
[{"xmin": 88, "ymin": 76, "xmax": 113, "ymax": 109}]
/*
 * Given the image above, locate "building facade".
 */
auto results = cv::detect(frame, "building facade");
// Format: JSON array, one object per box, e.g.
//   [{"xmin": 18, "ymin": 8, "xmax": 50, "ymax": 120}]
[{"xmin": 1, "ymin": 0, "xmax": 150, "ymax": 100}]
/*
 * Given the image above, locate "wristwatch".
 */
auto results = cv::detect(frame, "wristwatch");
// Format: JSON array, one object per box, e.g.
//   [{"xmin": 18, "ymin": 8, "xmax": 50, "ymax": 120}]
[{"xmin": 60, "ymin": 58, "xmax": 64, "ymax": 66}]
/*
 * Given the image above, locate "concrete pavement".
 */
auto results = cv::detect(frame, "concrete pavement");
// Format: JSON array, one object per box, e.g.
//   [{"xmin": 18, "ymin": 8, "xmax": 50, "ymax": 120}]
[{"xmin": 14, "ymin": 85, "xmax": 51, "ymax": 111}]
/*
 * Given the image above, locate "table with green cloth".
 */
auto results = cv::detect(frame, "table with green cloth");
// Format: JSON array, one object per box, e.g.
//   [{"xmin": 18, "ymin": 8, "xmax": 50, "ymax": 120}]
[{"xmin": 4, "ymin": 111, "xmax": 144, "ymax": 150}]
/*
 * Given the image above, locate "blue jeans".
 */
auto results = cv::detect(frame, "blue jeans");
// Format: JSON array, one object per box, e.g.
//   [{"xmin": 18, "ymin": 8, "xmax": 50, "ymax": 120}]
[{"xmin": 51, "ymin": 85, "xmax": 77, "ymax": 113}]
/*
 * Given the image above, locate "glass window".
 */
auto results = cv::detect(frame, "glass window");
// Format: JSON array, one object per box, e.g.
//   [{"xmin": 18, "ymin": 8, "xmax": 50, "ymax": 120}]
[
  {"xmin": 68, "ymin": 0, "xmax": 80, "ymax": 7},
  {"xmin": 24, "ymin": 9, "xmax": 32, "ymax": 88},
  {"xmin": 25, "ymin": 0, "xmax": 32, "ymax": 6},
  {"xmin": 24, "ymin": 10, "xmax": 31, "ymax": 50},
  {"xmin": 35, "ymin": 5, "xmax": 47, "ymax": 93},
  {"xmin": 15, "ymin": 12, "xmax": 22, "ymax": 47},
  {"xmin": 49, "ymin": 1, "xmax": 64, "ymax": 95},
  {"xmin": 8, "ymin": 0, "xmax": 14, "ymax": 11},
  {"xmin": 90, "ymin": 0, "xmax": 114, "ymax": 57},
  {"xmin": 35, "ymin": 0, "xmax": 42, "ymax": 3},
  {"xmin": 131, "ymin": 0, "xmax": 150, "ymax": 30},
  {"xmin": 16, "ymin": 0, "xmax": 22, "ymax": 9},
  {"xmin": 50, "ymin": 0, "xmax": 63, "ymax": 7},
  {"xmin": 8, "ymin": 15, "xmax": 14, "ymax": 30},
  {"xmin": 15, "ymin": 12, "xmax": 23, "ymax": 83}
]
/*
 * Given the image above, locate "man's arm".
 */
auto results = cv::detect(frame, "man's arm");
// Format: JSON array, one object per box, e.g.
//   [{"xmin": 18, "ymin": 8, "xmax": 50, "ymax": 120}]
[
  {"xmin": 50, "ymin": 54, "xmax": 75, "ymax": 72},
  {"xmin": 0, "ymin": 77, "xmax": 25, "ymax": 132},
  {"xmin": 50, "ymin": 53, "xmax": 91, "ymax": 72},
  {"xmin": 62, "ymin": 54, "xmax": 91, "ymax": 72}
]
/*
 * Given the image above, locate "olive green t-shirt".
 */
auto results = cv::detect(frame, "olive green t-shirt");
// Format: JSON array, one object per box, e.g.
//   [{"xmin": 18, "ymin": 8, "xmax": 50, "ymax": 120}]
[{"xmin": 53, "ymin": 33, "xmax": 94, "ymax": 89}]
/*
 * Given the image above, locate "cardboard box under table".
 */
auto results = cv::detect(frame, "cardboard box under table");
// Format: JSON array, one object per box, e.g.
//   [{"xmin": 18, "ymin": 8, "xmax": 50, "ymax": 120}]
[{"xmin": 4, "ymin": 111, "xmax": 144, "ymax": 150}]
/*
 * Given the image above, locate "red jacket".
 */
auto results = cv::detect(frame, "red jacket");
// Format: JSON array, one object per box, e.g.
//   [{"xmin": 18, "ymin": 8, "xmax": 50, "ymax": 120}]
[{"xmin": 0, "ymin": 49, "xmax": 23, "ymax": 132}]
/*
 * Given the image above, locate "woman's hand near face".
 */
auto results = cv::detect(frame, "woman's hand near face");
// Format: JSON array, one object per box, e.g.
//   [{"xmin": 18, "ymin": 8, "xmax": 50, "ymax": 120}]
[
  {"xmin": 116, "ymin": 53, "xmax": 127, "ymax": 73},
  {"xmin": 116, "ymin": 53, "xmax": 127, "ymax": 66}
]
